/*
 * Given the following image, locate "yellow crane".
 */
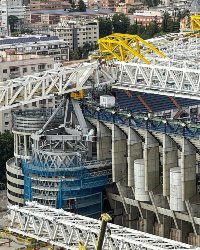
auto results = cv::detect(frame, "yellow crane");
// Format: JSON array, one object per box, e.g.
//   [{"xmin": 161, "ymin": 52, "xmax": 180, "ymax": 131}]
[
  {"xmin": 98, "ymin": 33, "xmax": 166, "ymax": 64},
  {"xmin": 191, "ymin": 15, "xmax": 200, "ymax": 30},
  {"xmin": 79, "ymin": 213, "xmax": 112, "ymax": 250}
]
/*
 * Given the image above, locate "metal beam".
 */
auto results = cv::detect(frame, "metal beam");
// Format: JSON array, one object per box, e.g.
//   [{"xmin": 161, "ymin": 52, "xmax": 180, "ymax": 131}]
[{"xmin": 8, "ymin": 202, "xmax": 197, "ymax": 250}]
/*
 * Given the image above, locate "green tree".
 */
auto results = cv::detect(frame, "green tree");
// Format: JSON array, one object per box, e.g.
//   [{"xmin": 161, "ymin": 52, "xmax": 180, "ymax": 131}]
[
  {"xmin": 143, "ymin": 0, "xmax": 160, "ymax": 7},
  {"xmin": 112, "ymin": 13, "xmax": 130, "ymax": 33},
  {"xmin": 161, "ymin": 11, "xmax": 174, "ymax": 33},
  {"xmin": 8, "ymin": 15, "xmax": 19, "ymax": 33},
  {"xmin": 0, "ymin": 131, "xmax": 14, "ymax": 183},
  {"xmin": 99, "ymin": 17, "xmax": 113, "ymax": 38},
  {"xmin": 127, "ymin": 23, "xmax": 138, "ymax": 35},
  {"xmin": 145, "ymin": 17, "xmax": 160, "ymax": 38},
  {"xmin": 77, "ymin": 0, "xmax": 86, "ymax": 11}
]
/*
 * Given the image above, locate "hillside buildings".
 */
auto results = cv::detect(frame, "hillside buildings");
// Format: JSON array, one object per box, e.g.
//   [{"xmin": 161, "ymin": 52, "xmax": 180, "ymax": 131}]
[
  {"xmin": 54, "ymin": 19, "xmax": 99, "ymax": 50},
  {"xmin": 0, "ymin": 36, "xmax": 69, "ymax": 61}
]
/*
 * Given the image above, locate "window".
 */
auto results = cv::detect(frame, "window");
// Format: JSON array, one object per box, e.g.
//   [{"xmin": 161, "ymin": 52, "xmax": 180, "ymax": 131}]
[
  {"xmin": 31, "ymin": 67, "xmax": 35, "ymax": 72},
  {"xmin": 3, "ymin": 69, "xmax": 7, "ymax": 73},
  {"xmin": 38, "ymin": 64, "xmax": 45, "ymax": 70},
  {"xmin": 4, "ymin": 113, "xmax": 9, "ymax": 118},
  {"xmin": 23, "ymin": 68, "xmax": 27, "ymax": 73},
  {"xmin": 5, "ymin": 122, "xmax": 9, "ymax": 126}
]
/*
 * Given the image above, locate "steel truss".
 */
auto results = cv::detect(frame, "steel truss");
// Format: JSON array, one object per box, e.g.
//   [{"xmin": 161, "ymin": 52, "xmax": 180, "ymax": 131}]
[
  {"xmin": 112, "ymin": 58, "xmax": 200, "ymax": 100},
  {"xmin": 191, "ymin": 15, "xmax": 200, "ymax": 31},
  {"xmin": 0, "ymin": 36, "xmax": 200, "ymax": 111},
  {"xmin": 0, "ymin": 62, "xmax": 113, "ymax": 111},
  {"xmin": 9, "ymin": 202, "xmax": 198, "ymax": 250},
  {"xmin": 157, "ymin": 37, "xmax": 200, "ymax": 61}
]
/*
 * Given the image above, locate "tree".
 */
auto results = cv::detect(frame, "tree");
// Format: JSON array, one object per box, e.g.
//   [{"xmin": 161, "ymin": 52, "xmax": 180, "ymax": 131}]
[
  {"xmin": 77, "ymin": 0, "xmax": 86, "ymax": 12},
  {"xmin": 127, "ymin": 23, "xmax": 138, "ymax": 35},
  {"xmin": 112, "ymin": 13, "xmax": 130, "ymax": 33},
  {"xmin": 0, "ymin": 131, "xmax": 14, "ymax": 183},
  {"xmin": 145, "ymin": 17, "xmax": 160, "ymax": 38},
  {"xmin": 71, "ymin": 1, "xmax": 76, "ymax": 9},
  {"xmin": 8, "ymin": 15, "xmax": 19, "ymax": 33},
  {"xmin": 99, "ymin": 17, "xmax": 113, "ymax": 38},
  {"xmin": 161, "ymin": 11, "xmax": 173, "ymax": 33}
]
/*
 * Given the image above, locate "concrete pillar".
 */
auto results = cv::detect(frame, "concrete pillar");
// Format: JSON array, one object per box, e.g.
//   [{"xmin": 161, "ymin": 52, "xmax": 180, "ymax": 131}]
[
  {"xmin": 181, "ymin": 138, "xmax": 196, "ymax": 200},
  {"xmin": 144, "ymin": 131, "xmax": 160, "ymax": 191},
  {"xmin": 181, "ymin": 220, "xmax": 193, "ymax": 243},
  {"xmin": 112, "ymin": 124, "xmax": 127, "ymax": 184},
  {"xmin": 24, "ymin": 135, "xmax": 28, "ymax": 157},
  {"xmin": 162, "ymin": 215, "xmax": 171, "ymax": 238},
  {"xmin": 145, "ymin": 210, "xmax": 154, "ymax": 234},
  {"xmin": 128, "ymin": 206, "xmax": 139, "ymax": 229},
  {"xmin": 163, "ymin": 134, "xmax": 178, "ymax": 196},
  {"xmin": 97, "ymin": 121, "xmax": 111, "ymax": 160},
  {"xmin": 127, "ymin": 128, "xmax": 143, "ymax": 187},
  {"xmin": 113, "ymin": 200, "xmax": 123, "ymax": 226},
  {"xmin": 16, "ymin": 135, "xmax": 19, "ymax": 156}
]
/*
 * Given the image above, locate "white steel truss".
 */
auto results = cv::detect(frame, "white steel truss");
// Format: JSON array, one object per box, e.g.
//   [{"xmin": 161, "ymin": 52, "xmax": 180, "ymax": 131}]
[
  {"xmin": 9, "ymin": 202, "xmax": 199, "ymax": 250},
  {"xmin": 157, "ymin": 37, "xmax": 200, "ymax": 62},
  {"xmin": 0, "ymin": 38, "xmax": 200, "ymax": 111},
  {"xmin": 113, "ymin": 58, "xmax": 200, "ymax": 100},
  {"xmin": 0, "ymin": 62, "xmax": 113, "ymax": 111}
]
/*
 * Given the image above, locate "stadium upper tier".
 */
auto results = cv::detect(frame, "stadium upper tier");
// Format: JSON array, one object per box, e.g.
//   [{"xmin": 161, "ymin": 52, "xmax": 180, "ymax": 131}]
[{"xmin": 114, "ymin": 89, "xmax": 200, "ymax": 113}]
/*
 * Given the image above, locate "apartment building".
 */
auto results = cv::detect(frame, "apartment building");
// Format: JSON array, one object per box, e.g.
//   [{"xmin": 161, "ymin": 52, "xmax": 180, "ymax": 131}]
[
  {"xmin": 0, "ymin": 0, "xmax": 27, "ymax": 36},
  {"xmin": 100, "ymin": 0, "xmax": 119, "ymax": 10},
  {"xmin": 133, "ymin": 10, "xmax": 163, "ymax": 26},
  {"xmin": 28, "ymin": 9, "xmax": 114, "ymax": 26},
  {"xmin": 29, "ymin": 0, "xmax": 70, "ymax": 10},
  {"xmin": 0, "ymin": 36, "xmax": 69, "ymax": 61},
  {"xmin": 54, "ymin": 19, "xmax": 99, "ymax": 50},
  {"xmin": 0, "ymin": 53, "xmax": 54, "ymax": 81}
]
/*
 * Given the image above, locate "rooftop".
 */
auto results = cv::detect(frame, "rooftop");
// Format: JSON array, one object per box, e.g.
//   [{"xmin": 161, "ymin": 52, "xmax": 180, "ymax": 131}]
[
  {"xmin": 0, "ymin": 54, "xmax": 51, "ymax": 62},
  {"xmin": 31, "ymin": 8, "xmax": 114, "ymax": 15},
  {"xmin": 0, "ymin": 36, "xmax": 59, "ymax": 46}
]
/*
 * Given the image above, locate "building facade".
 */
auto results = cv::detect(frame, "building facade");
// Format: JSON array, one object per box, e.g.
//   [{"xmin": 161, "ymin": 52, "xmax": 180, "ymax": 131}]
[
  {"xmin": 54, "ymin": 20, "xmax": 99, "ymax": 50},
  {"xmin": 133, "ymin": 10, "xmax": 163, "ymax": 26},
  {"xmin": 29, "ymin": 0, "xmax": 70, "ymax": 10},
  {"xmin": 0, "ymin": 36, "xmax": 69, "ymax": 61},
  {"xmin": 0, "ymin": 53, "xmax": 54, "ymax": 81}
]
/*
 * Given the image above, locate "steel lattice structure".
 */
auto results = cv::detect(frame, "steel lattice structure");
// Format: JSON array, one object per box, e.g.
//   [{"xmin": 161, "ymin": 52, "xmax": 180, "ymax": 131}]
[
  {"xmin": 98, "ymin": 33, "xmax": 166, "ymax": 63},
  {"xmin": 191, "ymin": 15, "xmax": 200, "ymax": 31},
  {"xmin": 0, "ymin": 35, "xmax": 198, "ymax": 111},
  {"xmin": 0, "ymin": 62, "xmax": 113, "ymax": 111},
  {"xmin": 9, "ymin": 202, "xmax": 199, "ymax": 250},
  {"xmin": 112, "ymin": 58, "xmax": 200, "ymax": 100}
]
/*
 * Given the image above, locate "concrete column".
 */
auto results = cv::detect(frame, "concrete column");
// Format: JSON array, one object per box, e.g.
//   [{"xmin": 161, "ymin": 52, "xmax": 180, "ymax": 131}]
[
  {"xmin": 129, "ymin": 206, "xmax": 139, "ymax": 229},
  {"xmin": 162, "ymin": 215, "xmax": 171, "ymax": 238},
  {"xmin": 97, "ymin": 121, "xmax": 111, "ymax": 160},
  {"xmin": 144, "ymin": 131, "xmax": 160, "ymax": 191},
  {"xmin": 16, "ymin": 135, "xmax": 19, "ymax": 156},
  {"xmin": 112, "ymin": 124, "xmax": 127, "ymax": 184},
  {"xmin": 163, "ymin": 134, "xmax": 178, "ymax": 196},
  {"xmin": 180, "ymin": 220, "xmax": 193, "ymax": 243},
  {"xmin": 127, "ymin": 128, "xmax": 143, "ymax": 187},
  {"xmin": 145, "ymin": 210, "xmax": 154, "ymax": 234},
  {"xmin": 181, "ymin": 138, "xmax": 196, "ymax": 200},
  {"xmin": 24, "ymin": 135, "xmax": 28, "ymax": 157}
]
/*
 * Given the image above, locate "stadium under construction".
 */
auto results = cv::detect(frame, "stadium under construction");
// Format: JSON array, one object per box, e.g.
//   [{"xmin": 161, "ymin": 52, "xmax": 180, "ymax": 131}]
[{"xmin": 3, "ymin": 26, "xmax": 200, "ymax": 248}]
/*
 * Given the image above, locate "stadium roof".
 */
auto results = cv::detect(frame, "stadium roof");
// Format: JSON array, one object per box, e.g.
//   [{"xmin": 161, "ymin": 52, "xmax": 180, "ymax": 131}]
[{"xmin": 191, "ymin": 0, "xmax": 200, "ymax": 12}]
